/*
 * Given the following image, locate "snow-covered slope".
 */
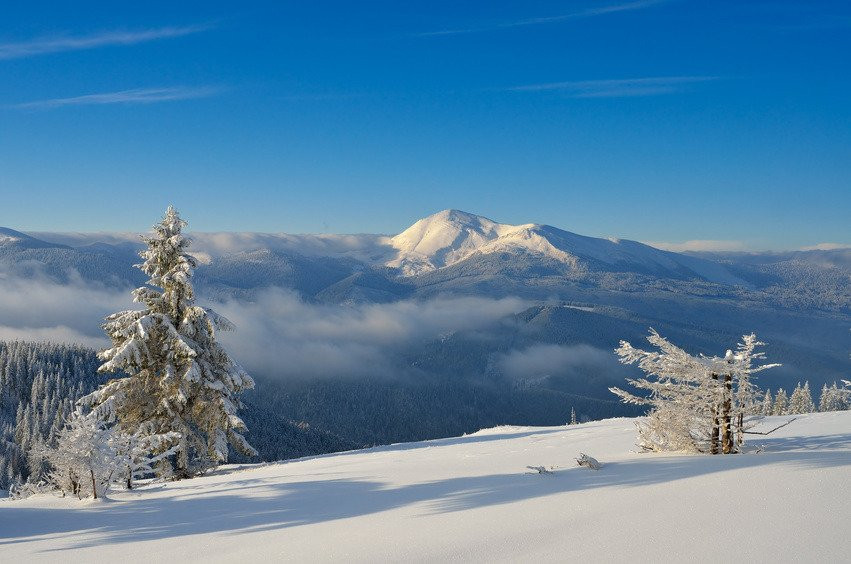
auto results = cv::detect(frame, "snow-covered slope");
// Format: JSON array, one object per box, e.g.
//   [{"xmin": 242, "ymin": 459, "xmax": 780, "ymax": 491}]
[
  {"xmin": 3, "ymin": 411, "xmax": 848, "ymax": 562},
  {"xmin": 0, "ymin": 227, "xmax": 67, "ymax": 249}
]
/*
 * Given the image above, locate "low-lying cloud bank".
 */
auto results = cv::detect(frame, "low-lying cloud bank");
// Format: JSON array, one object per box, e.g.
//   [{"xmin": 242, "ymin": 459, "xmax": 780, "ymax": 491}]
[
  {"xmin": 213, "ymin": 289, "xmax": 529, "ymax": 378},
  {"xmin": 645, "ymin": 239, "xmax": 747, "ymax": 252},
  {"xmin": 0, "ymin": 275, "xmax": 530, "ymax": 379},
  {"xmin": 0, "ymin": 274, "xmax": 131, "ymax": 348},
  {"xmin": 498, "ymin": 343, "xmax": 622, "ymax": 382},
  {"xmin": 28, "ymin": 231, "xmax": 392, "ymax": 260}
]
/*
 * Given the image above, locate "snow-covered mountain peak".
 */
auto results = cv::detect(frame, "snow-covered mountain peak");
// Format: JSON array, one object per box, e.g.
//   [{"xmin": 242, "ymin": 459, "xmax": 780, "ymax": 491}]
[
  {"xmin": 387, "ymin": 210, "xmax": 555, "ymax": 275},
  {"xmin": 384, "ymin": 210, "xmax": 748, "ymax": 285},
  {"xmin": 391, "ymin": 210, "xmax": 523, "ymax": 249}
]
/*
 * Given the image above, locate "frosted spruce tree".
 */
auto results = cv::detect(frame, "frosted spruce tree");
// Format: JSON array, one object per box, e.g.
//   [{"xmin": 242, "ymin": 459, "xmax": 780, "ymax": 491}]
[
  {"xmin": 772, "ymin": 389, "xmax": 789, "ymax": 415},
  {"xmin": 85, "ymin": 206, "xmax": 256, "ymax": 477},
  {"xmin": 760, "ymin": 390, "xmax": 773, "ymax": 416},
  {"xmin": 610, "ymin": 330, "xmax": 778, "ymax": 454},
  {"xmin": 819, "ymin": 382, "xmax": 850, "ymax": 412},
  {"xmin": 788, "ymin": 382, "xmax": 816, "ymax": 414}
]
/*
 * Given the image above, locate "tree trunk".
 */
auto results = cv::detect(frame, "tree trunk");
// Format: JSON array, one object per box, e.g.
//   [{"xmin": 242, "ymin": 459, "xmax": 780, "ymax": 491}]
[
  {"xmin": 736, "ymin": 412, "xmax": 744, "ymax": 446},
  {"xmin": 175, "ymin": 434, "xmax": 190, "ymax": 480},
  {"xmin": 90, "ymin": 468, "xmax": 98, "ymax": 500},
  {"xmin": 711, "ymin": 373, "xmax": 720, "ymax": 454},
  {"xmin": 722, "ymin": 373, "xmax": 734, "ymax": 454}
]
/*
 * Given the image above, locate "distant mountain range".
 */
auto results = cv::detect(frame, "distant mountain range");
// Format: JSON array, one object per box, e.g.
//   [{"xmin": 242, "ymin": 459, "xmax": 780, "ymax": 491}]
[
  {"xmin": 3, "ymin": 210, "xmax": 850, "ymax": 395},
  {"xmin": 8, "ymin": 209, "xmax": 849, "ymax": 310}
]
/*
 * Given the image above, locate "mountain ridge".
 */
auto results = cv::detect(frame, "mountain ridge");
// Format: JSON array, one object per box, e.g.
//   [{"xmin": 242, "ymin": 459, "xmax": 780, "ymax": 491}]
[{"xmin": 1, "ymin": 212, "xmax": 848, "ymax": 406}]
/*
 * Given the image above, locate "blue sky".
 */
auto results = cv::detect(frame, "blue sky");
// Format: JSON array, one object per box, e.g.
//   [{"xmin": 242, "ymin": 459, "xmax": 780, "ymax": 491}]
[{"xmin": 1, "ymin": 1, "xmax": 849, "ymax": 250}]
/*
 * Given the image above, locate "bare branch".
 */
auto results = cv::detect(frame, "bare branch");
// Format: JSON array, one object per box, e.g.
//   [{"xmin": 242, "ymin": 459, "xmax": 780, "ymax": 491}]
[{"xmin": 743, "ymin": 417, "xmax": 797, "ymax": 435}]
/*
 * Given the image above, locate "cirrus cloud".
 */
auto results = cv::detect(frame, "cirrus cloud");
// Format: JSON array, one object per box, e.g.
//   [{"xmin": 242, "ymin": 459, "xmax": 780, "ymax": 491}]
[
  {"xmin": 506, "ymin": 76, "xmax": 719, "ymax": 98},
  {"xmin": 11, "ymin": 86, "xmax": 222, "ymax": 110},
  {"xmin": 0, "ymin": 24, "xmax": 212, "ymax": 60},
  {"xmin": 418, "ymin": 1, "xmax": 666, "ymax": 36}
]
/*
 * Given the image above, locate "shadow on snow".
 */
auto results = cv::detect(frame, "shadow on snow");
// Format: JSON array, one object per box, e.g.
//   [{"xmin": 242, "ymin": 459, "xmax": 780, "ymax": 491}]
[{"xmin": 1, "ymin": 429, "xmax": 848, "ymax": 551}]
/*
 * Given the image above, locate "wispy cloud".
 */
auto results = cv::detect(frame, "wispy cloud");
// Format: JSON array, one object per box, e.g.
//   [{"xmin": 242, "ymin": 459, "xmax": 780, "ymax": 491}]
[
  {"xmin": 799, "ymin": 243, "xmax": 850, "ymax": 251},
  {"xmin": 646, "ymin": 239, "xmax": 747, "ymax": 252},
  {"xmin": 0, "ymin": 24, "xmax": 212, "ymax": 60},
  {"xmin": 12, "ymin": 86, "xmax": 222, "ymax": 110},
  {"xmin": 505, "ymin": 76, "xmax": 718, "ymax": 98},
  {"xmin": 418, "ymin": 0, "xmax": 665, "ymax": 36}
]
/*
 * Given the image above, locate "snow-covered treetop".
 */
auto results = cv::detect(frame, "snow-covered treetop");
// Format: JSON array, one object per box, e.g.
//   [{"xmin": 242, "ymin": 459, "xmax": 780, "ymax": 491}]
[
  {"xmin": 615, "ymin": 330, "xmax": 779, "ymax": 389},
  {"xmin": 134, "ymin": 205, "xmax": 197, "ymax": 320}
]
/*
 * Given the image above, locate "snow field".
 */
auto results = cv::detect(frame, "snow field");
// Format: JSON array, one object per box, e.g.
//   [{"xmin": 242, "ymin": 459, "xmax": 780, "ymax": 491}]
[{"xmin": 2, "ymin": 411, "xmax": 849, "ymax": 562}]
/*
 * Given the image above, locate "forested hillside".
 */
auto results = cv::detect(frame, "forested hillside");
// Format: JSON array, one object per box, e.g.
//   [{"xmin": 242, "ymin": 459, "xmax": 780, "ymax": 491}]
[
  {"xmin": 5, "ymin": 335, "xmax": 847, "ymax": 492},
  {"xmin": 0, "ymin": 342, "xmax": 105, "ymax": 490},
  {"xmin": 0, "ymin": 341, "xmax": 356, "ymax": 489},
  {"xmin": 1, "ymin": 340, "xmax": 639, "ymax": 489}
]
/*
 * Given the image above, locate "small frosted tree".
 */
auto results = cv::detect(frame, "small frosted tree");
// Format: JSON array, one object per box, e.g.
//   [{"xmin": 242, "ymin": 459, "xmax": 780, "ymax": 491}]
[
  {"xmin": 788, "ymin": 382, "xmax": 816, "ymax": 414},
  {"xmin": 570, "ymin": 407, "xmax": 577, "ymax": 425},
  {"xmin": 44, "ymin": 408, "xmax": 116, "ymax": 499},
  {"xmin": 772, "ymin": 389, "xmax": 788, "ymax": 415},
  {"xmin": 819, "ymin": 382, "xmax": 850, "ymax": 412},
  {"xmin": 838, "ymin": 380, "xmax": 851, "ymax": 408},
  {"xmin": 84, "ymin": 206, "xmax": 256, "ymax": 478},
  {"xmin": 610, "ymin": 330, "xmax": 778, "ymax": 454},
  {"xmin": 760, "ymin": 389, "xmax": 773, "ymax": 416}
]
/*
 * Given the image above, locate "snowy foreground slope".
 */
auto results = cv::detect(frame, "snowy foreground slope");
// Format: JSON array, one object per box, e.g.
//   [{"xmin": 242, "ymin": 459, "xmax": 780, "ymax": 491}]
[{"xmin": 2, "ymin": 413, "xmax": 849, "ymax": 563}]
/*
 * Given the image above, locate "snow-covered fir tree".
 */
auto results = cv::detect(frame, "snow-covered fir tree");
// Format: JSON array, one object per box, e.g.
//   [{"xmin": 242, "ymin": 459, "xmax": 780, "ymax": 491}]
[
  {"xmin": 788, "ymin": 382, "xmax": 816, "ymax": 414},
  {"xmin": 819, "ymin": 382, "xmax": 850, "ymax": 412},
  {"xmin": 760, "ymin": 389, "xmax": 774, "ymax": 416},
  {"xmin": 818, "ymin": 384, "xmax": 831, "ymax": 412},
  {"xmin": 610, "ymin": 330, "xmax": 778, "ymax": 454},
  {"xmin": 570, "ymin": 407, "xmax": 577, "ymax": 425},
  {"xmin": 84, "ymin": 206, "xmax": 256, "ymax": 478},
  {"xmin": 772, "ymin": 389, "xmax": 788, "ymax": 415}
]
